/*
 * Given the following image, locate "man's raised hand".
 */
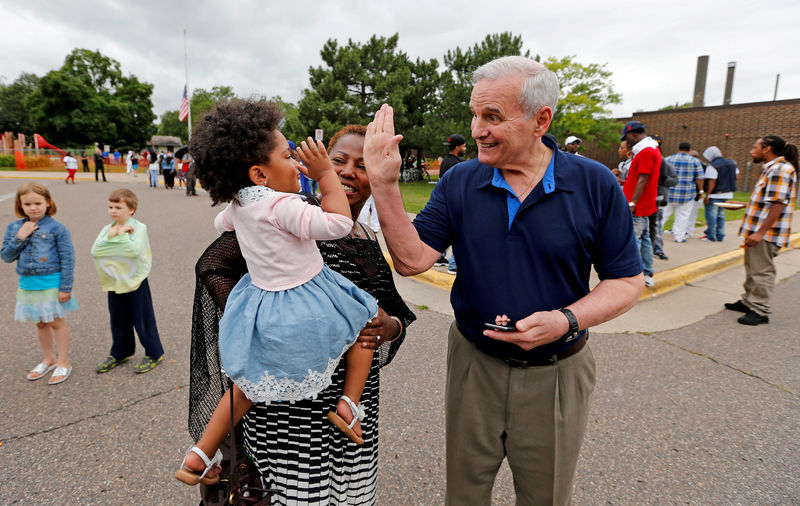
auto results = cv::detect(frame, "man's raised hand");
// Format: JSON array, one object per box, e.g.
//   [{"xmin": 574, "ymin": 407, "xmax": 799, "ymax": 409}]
[{"xmin": 364, "ymin": 104, "xmax": 403, "ymax": 186}]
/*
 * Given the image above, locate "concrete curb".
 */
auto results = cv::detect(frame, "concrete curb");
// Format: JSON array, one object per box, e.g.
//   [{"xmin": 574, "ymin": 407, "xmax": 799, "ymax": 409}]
[
  {"xmin": 385, "ymin": 233, "xmax": 800, "ymax": 301},
  {"xmin": 643, "ymin": 232, "xmax": 800, "ymax": 299}
]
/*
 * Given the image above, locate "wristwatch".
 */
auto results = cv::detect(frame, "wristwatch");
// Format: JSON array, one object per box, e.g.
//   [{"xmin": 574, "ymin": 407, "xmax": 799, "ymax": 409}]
[{"xmin": 558, "ymin": 308, "xmax": 580, "ymax": 342}]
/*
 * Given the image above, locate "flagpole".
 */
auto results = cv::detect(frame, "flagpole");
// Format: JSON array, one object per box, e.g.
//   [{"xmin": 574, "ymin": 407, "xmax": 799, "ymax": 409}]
[{"xmin": 183, "ymin": 28, "xmax": 192, "ymax": 142}]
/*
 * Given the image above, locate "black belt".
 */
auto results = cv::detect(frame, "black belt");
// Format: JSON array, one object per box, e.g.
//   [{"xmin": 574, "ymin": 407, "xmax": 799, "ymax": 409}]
[{"xmin": 501, "ymin": 333, "xmax": 588, "ymax": 369}]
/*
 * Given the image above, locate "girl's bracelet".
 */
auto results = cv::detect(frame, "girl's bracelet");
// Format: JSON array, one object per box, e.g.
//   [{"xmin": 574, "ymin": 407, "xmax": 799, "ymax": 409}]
[{"xmin": 386, "ymin": 316, "xmax": 403, "ymax": 342}]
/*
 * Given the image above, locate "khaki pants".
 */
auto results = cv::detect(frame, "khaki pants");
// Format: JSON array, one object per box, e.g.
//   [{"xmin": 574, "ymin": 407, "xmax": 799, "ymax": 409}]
[
  {"xmin": 742, "ymin": 239, "xmax": 781, "ymax": 316},
  {"xmin": 445, "ymin": 322, "xmax": 596, "ymax": 506}
]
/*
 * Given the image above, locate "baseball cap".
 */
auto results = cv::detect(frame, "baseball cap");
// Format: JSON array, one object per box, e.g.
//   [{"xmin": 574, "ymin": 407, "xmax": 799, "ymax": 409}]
[
  {"xmin": 620, "ymin": 121, "xmax": 646, "ymax": 141},
  {"xmin": 565, "ymin": 135, "xmax": 581, "ymax": 145},
  {"xmin": 443, "ymin": 134, "xmax": 466, "ymax": 147}
]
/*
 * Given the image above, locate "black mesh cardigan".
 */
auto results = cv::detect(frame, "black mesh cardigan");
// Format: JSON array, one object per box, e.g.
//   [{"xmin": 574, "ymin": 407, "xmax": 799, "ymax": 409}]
[{"xmin": 187, "ymin": 221, "xmax": 416, "ymax": 441}]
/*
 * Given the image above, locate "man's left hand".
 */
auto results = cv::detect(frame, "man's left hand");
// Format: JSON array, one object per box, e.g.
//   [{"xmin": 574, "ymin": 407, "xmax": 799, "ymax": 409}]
[
  {"xmin": 744, "ymin": 230, "xmax": 764, "ymax": 248},
  {"xmin": 483, "ymin": 310, "xmax": 569, "ymax": 351}
]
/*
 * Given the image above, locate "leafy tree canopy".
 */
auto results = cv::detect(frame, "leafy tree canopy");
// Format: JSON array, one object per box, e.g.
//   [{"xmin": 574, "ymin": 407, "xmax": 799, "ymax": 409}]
[
  {"xmin": 0, "ymin": 72, "xmax": 40, "ymax": 135},
  {"xmin": 25, "ymin": 48, "xmax": 156, "ymax": 147},
  {"xmin": 297, "ymin": 34, "xmax": 439, "ymax": 157},
  {"xmin": 156, "ymin": 109, "xmax": 187, "ymax": 144},
  {"xmin": 545, "ymin": 55, "xmax": 622, "ymax": 149},
  {"xmin": 189, "ymin": 85, "xmax": 236, "ymax": 126}
]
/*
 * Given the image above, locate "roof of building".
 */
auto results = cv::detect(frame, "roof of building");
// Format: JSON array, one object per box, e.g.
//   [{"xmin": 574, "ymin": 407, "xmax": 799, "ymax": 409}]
[{"xmin": 149, "ymin": 135, "xmax": 182, "ymax": 146}]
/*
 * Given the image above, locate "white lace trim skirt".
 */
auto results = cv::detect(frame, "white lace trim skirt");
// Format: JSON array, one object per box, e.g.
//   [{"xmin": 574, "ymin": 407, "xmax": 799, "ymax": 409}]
[{"xmin": 218, "ymin": 266, "xmax": 378, "ymax": 403}]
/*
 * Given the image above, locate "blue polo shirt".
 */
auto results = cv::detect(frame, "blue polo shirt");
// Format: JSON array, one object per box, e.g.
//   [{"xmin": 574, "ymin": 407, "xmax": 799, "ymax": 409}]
[{"xmin": 413, "ymin": 135, "xmax": 641, "ymax": 362}]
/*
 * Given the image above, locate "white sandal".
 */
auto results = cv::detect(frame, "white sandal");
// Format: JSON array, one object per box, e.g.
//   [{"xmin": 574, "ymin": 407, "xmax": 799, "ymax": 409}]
[
  {"xmin": 327, "ymin": 395, "xmax": 366, "ymax": 445},
  {"xmin": 174, "ymin": 446, "xmax": 223, "ymax": 486},
  {"xmin": 48, "ymin": 366, "xmax": 72, "ymax": 385},
  {"xmin": 27, "ymin": 362, "xmax": 56, "ymax": 381}
]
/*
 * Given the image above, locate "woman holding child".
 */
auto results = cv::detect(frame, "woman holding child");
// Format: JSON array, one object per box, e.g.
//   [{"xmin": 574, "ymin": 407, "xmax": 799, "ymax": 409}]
[{"xmin": 187, "ymin": 108, "xmax": 415, "ymax": 505}]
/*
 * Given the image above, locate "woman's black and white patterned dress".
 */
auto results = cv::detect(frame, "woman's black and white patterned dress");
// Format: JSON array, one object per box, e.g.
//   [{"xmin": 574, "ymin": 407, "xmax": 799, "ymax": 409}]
[
  {"xmin": 243, "ymin": 229, "xmax": 415, "ymax": 504},
  {"xmin": 188, "ymin": 223, "xmax": 415, "ymax": 506}
]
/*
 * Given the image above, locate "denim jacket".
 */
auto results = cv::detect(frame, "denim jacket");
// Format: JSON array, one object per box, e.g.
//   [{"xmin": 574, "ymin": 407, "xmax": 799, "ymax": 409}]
[{"xmin": 2, "ymin": 216, "xmax": 75, "ymax": 292}]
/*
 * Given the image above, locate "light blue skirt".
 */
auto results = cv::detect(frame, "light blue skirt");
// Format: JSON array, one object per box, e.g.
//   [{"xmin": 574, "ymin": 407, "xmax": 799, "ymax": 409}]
[
  {"xmin": 15, "ymin": 287, "xmax": 79, "ymax": 323},
  {"xmin": 219, "ymin": 265, "xmax": 378, "ymax": 403}
]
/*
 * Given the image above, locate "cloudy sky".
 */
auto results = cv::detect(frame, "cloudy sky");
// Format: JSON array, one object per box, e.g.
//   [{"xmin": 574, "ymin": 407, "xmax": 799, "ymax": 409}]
[{"xmin": 1, "ymin": 0, "xmax": 798, "ymax": 123}]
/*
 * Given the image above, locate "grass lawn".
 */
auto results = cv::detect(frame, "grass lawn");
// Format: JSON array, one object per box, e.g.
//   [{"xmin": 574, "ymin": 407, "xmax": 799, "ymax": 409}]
[{"xmin": 398, "ymin": 179, "xmax": 439, "ymax": 214}]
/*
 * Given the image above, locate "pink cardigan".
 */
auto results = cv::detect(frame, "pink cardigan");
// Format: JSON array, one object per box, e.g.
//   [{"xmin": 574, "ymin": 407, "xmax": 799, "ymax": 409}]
[{"xmin": 215, "ymin": 192, "xmax": 352, "ymax": 291}]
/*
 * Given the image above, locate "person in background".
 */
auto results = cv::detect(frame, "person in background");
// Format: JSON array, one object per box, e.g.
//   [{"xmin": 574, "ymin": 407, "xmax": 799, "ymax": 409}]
[
  {"xmin": 148, "ymin": 150, "xmax": 160, "ymax": 188},
  {"xmin": 621, "ymin": 121, "xmax": 661, "ymax": 287},
  {"xmin": 63, "ymin": 152, "xmax": 78, "ymax": 184},
  {"xmin": 80, "ymin": 151, "xmax": 90, "ymax": 172},
  {"xmin": 184, "ymin": 153, "xmax": 198, "ymax": 196},
  {"xmin": 662, "ymin": 142, "xmax": 704, "ymax": 243},
  {"xmin": 701, "ymin": 146, "xmax": 738, "ymax": 242},
  {"xmin": 94, "ymin": 147, "xmax": 107, "ymax": 182},
  {"xmin": 434, "ymin": 134, "xmax": 467, "ymax": 271},
  {"xmin": 563, "ymin": 135, "xmax": 582, "ymax": 156},
  {"xmin": 162, "ymin": 152, "xmax": 176, "ymax": 189},
  {"xmin": 613, "ymin": 139, "xmax": 632, "ymax": 185},
  {"xmin": 725, "ymin": 135, "xmax": 797, "ymax": 326},
  {"xmin": 125, "ymin": 150, "xmax": 133, "ymax": 175},
  {"xmin": 649, "ymin": 135, "xmax": 678, "ymax": 261}
]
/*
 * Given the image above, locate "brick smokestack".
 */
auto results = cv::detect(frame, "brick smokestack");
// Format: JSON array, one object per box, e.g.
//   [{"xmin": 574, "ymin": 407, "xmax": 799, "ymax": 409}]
[{"xmin": 693, "ymin": 55, "xmax": 709, "ymax": 107}]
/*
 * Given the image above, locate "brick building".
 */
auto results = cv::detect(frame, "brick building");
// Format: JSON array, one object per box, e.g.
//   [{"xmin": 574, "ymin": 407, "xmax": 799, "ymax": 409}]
[{"xmin": 582, "ymin": 98, "xmax": 800, "ymax": 191}]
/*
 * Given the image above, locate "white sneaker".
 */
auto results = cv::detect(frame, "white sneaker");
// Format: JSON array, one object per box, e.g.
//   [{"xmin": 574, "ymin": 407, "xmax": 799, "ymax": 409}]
[{"xmin": 644, "ymin": 275, "xmax": 655, "ymax": 287}]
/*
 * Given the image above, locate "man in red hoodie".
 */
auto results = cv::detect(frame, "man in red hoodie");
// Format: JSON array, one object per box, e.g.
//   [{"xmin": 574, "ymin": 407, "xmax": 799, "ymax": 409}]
[{"xmin": 621, "ymin": 121, "xmax": 661, "ymax": 287}]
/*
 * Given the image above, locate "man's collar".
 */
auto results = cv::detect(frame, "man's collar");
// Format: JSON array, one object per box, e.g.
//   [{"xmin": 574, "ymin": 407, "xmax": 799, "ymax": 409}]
[
  {"xmin": 476, "ymin": 135, "xmax": 572, "ymax": 193},
  {"xmin": 763, "ymin": 156, "xmax": 783, "ymax": 169}
]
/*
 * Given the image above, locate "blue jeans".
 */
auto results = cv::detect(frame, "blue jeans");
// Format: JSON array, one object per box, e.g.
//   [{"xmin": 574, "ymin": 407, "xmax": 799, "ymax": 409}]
[
  {"xmin": 704, "ymin": 198, "xmax": 727, "ymax": 241},
  {"xmin": 633, "ymin": 216, "xmax": 653, "ymax": 276},
  {"xmin": 448, "ymin": 255, "xmax": 457, "ymax": 271},
  {"xmin": 149, "ymin": 168, "xmax": 159, "ymax": 187}
]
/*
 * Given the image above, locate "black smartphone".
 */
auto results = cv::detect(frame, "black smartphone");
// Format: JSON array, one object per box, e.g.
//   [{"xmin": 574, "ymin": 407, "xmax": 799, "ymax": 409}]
[{"xmin": 484, "ymin": 321, "xmax": 517, "ymax": 332}]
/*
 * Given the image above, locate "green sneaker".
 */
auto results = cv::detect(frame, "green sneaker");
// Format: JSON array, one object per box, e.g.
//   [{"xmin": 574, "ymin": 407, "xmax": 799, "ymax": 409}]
[
  {"xmin": 134, "ymin": 355, "xmax": 163, "ymax": 374},
  {"xmin": 96, "ymin": 355, "xmax": 129, "ymax": 373}
]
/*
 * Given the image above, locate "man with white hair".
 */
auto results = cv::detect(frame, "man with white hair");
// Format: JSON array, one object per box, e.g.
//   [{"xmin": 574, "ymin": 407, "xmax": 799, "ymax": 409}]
[{"xmin": 364, "ymin": 56, "xmax": 643, "ymax": 505}]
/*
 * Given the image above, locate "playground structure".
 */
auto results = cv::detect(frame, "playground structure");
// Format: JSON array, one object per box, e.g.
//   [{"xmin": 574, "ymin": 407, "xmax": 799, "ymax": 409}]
[{"xmin": 0, "ymin": 132, "xmax": 126, "ymax": 170}]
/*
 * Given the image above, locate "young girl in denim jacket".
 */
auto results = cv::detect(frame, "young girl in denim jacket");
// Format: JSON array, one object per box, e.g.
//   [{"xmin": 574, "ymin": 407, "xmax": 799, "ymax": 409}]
[{"xmin": 1, "ymin": 182, "xmax": 77, "ymax": 385}]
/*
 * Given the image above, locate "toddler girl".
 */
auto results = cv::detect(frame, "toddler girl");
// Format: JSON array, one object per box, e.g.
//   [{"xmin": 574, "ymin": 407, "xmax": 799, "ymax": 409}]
[
  {"xmin": 175, "ymin": 100, "xmax": 377, "ymax": 486},
  {"xmin": 2, "ymin": 183, "xmax": 77, "ymax": 385}
]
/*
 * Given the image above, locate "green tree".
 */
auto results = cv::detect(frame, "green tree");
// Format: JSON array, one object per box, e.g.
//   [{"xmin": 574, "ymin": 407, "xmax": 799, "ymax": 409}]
[
  {"xmin": 270, "ymin": 96, "xmax": 307, "ymax": 143},
  {"xmin": 25, "ymin": 48, "xmax": 155, "ymax": 147},
  {"xmin": 189, "ymin": 85, "xmax": 236, "ymax": 126},
  {"xmin": 545, "ymin": 55, "xmax": 622, "ymax": 149},
  {"xmin": 297, "ymin": 34, "xmax": 439, "ymax": 158},
  {"xmin": 156, "ymin": 109, "xmax": 187, "ymax": 143},
  {"xmin": 0, "ymin": 72, "xmax": 40, "ymax": 135}
]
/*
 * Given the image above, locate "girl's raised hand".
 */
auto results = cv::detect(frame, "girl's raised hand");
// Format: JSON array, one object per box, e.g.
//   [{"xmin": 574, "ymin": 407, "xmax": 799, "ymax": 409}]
[
  {"xmin": 295, "ymin": 137, "xmax": 333, "ymax": 182},
  {"xmin": 16, "ymin": 221, "xmax": 38, "ymax": 239}
]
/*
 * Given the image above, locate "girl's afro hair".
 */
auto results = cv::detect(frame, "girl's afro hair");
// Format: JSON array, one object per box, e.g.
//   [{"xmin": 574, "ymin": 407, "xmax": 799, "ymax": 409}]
[{"xmin": 189, "ymin": 99, "xmax": 284, "ymax": 205}]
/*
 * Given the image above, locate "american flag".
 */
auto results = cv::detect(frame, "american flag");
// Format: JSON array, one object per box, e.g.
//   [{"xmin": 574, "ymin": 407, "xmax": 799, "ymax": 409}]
[{"xmin": 178, "ymin": 85, "xmax": 189, "ymax": 122}]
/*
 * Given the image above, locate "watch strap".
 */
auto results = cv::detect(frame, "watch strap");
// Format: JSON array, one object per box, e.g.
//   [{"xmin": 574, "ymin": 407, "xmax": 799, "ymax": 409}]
[{"xmin": 558, "ymin": 308, "xmax": 579, "ymax": 339}]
